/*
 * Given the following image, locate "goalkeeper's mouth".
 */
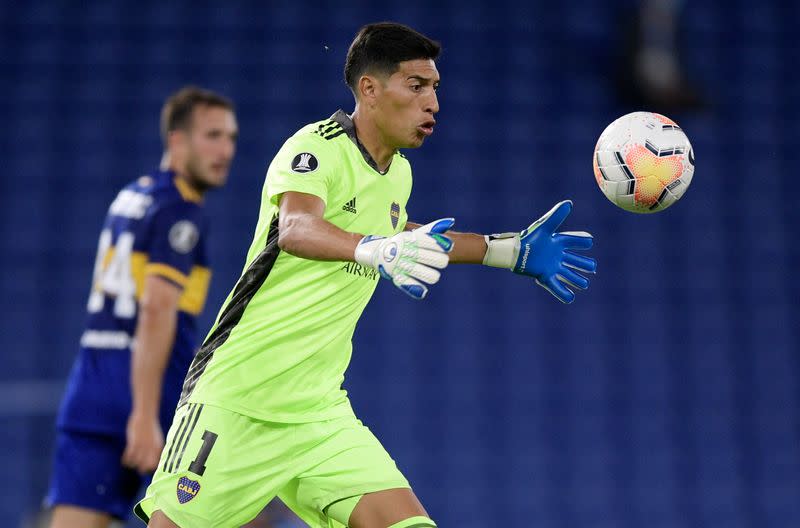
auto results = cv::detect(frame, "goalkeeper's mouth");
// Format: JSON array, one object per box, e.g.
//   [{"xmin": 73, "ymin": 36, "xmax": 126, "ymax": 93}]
[{"xmin": 417, "ymin": 120, "xmax": 436, "ymax": 136}]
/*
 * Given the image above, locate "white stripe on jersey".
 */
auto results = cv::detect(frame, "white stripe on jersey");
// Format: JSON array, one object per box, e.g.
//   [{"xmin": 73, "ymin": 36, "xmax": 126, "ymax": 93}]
[{"xmin": 80, "ymin": 330, "xmax": 132, "ymax": 349}]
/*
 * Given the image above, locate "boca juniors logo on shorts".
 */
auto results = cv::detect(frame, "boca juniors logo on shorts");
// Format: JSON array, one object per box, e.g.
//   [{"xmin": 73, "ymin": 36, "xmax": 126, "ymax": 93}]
[
  {"xmin": 176, "ymin": 476, "xmax": 201, "ymax": 504},
  {"xmin": 390, "ymin": 202, "xmax": 400, "ymax": 229}
]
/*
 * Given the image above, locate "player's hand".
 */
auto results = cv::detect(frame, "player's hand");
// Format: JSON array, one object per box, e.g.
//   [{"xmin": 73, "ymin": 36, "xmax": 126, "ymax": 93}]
[
  {"xmin": 122, "ymin": 411, "xmax": 165, "ymax": 474},
  {"xmin": 354, "ymin": 218, "xmax": 454, "ymax": 300},
  {"xmin": 483, "ymin": 200, "xmax": 596, "ymax": 303}
]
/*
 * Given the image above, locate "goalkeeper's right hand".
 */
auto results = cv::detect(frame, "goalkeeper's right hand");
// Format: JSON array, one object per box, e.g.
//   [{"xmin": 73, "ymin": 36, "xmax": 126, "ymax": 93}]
[
  {"xmin": 354, "ymin": 218, "xmax": 455, "ymax": 300},
  {"xmin": 482, "ymin": 201, "xmax": 595, "ymax": 304}
]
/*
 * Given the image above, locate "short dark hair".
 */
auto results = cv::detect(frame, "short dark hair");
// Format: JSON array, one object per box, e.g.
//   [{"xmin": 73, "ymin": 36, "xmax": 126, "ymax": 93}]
[
  {"xmin": 160, "ymin": 86, "xmax": 234, "ymax": 146},
  {"xmin": 344, "ymin": 22, "xmax": 441, "ymax": 95}
]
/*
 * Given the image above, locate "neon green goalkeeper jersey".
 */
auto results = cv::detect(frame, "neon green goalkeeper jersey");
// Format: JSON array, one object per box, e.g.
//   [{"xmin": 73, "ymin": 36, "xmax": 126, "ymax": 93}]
[{"xmin": 178, "ymin": 111, "xmax": 412, "ymax": 422}]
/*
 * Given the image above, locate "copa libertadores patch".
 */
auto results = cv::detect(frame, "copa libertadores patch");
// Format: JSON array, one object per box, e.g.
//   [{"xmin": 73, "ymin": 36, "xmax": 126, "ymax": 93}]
[{"xmin": 291, "ymin": 152, "xmax": 319, "ymax": 173}]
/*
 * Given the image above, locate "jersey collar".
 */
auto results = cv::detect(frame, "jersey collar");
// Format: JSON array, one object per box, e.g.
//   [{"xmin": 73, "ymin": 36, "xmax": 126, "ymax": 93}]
[
  {"xmin": 330, "ymin": 110, "xmax": 393, "ymax": 175},
  {"xmin": 165, "ymin": 170, "xmax": 204, "ymax": 204}
]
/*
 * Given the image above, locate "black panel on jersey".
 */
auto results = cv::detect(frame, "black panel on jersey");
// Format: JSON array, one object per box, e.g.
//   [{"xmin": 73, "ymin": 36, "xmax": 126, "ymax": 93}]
[{"xmin": 178, "ymin": 215, "xmax": 281, "ymax": 406}]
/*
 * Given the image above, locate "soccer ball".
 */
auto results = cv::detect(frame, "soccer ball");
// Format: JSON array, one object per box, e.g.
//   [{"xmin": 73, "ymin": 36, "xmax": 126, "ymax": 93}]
[{"xmin": 593, "ymin": 111, "xmax": 694, "ymax": 213}]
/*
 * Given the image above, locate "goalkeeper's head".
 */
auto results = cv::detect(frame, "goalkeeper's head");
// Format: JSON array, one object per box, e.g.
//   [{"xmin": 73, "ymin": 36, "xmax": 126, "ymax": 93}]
[{"xmin": 344, "ymin": 22, "xmax": 441, "ymax": 150}]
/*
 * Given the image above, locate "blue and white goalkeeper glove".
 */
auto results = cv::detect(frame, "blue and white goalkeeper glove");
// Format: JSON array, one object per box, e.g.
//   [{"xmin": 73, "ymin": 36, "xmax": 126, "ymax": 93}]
[
  {"xmin": 483, "ymin": 201, "xmax": 596, "ymax": 303},
  {"xmin": 355, "ymin": 218, "xmax": 455, "ymax": 300}
]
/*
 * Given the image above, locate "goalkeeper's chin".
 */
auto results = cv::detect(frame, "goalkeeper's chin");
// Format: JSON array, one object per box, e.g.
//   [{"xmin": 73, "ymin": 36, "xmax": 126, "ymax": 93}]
[{"xmin": 406, "ymin": 133, "xmax": 428, "ymax": 149}]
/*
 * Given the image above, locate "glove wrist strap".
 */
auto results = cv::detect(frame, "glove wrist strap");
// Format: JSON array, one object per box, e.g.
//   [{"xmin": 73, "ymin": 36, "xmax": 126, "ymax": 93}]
[
  {"xmin": 354, "ymin": 235, "xmax": 379, "ymax": 268},
  {"xmin": 483, "ymin": 235, "xmax": 519, "ymax": 269}
]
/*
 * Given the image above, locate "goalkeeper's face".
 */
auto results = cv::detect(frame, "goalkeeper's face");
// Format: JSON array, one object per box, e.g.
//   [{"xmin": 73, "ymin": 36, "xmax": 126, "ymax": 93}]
[
  {"xmin": 374, "ymin": 59, "xmax": 440, "ymax": 149},
  {"xmin": 182, "ymin": 105, "xmax": 238, "ymax": 191}
]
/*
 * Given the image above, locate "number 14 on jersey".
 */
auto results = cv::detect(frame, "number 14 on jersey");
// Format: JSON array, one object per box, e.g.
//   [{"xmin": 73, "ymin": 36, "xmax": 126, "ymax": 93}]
[{"xmin": 87, "ymin": 229, "xmax": 138, "ymax": 318}]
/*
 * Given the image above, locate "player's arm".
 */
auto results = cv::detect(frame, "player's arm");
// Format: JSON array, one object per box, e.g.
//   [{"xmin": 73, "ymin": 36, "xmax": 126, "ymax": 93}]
[
  {"xmin": 405, "ymin": 222, "xmax": 487, "ymax": 264},
  {"xmin": 277, "ymin": 191, "xmax": 363, "ymax": 260},
  {"xmin": 408, "ymin": 200, "xmax": 598, "ymax": 303},
  {"xmin": 278, "ymin": 191, "xmax": 453, "ymax": 299},
  {"xmin": 122, "ymin": 275, "xmax": 181, "ymax": 473}
]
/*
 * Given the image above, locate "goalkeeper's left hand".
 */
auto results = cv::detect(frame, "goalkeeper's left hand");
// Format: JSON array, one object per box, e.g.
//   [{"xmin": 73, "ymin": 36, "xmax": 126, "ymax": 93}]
[
  {"xmin": 482, "ymin": 200, "xmax": 596, "ymax": 303},
  {"xmin": 354, "ymin": 218, "xmax": 455, "ymax": 300}
]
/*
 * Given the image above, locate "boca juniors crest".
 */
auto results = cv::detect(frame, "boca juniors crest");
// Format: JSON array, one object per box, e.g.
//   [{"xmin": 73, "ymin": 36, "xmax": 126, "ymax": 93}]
[
  {"xmin": 176, "ymin": 476, "xmax": 201, "ymax": 504},
  {"xmin": 390, "ymin": 202, "xmax": 400, "ymax": 229}
]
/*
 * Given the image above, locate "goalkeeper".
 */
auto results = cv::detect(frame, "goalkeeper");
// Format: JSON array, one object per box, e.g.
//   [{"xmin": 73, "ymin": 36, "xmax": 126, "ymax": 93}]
[{"xmin": 137, "ymin": 22, "xmax": 596, "ymax": 528}]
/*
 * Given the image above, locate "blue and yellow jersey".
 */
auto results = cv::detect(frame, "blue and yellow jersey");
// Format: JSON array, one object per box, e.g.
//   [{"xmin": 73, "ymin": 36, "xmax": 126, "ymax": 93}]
[{"xmin": 57, "ymin": 169, "xmax": 212, "ymax": 436}]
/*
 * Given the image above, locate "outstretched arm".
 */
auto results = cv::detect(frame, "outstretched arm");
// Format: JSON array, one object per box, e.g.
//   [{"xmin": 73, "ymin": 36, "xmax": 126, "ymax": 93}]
[
  {"xmin": 277, "ymin": 190, "xmax": 363, "ymax": 260},
  {"xmin": 409, "ymin": 200, "xmax": 597, "ymax": 303},
  {"xmin": 405, "ymin": 222, "xmax": 486, "ymax": 264}
]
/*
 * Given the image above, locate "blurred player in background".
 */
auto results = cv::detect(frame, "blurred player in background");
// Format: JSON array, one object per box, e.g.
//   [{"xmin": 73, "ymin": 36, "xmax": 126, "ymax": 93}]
[
  {"xmin": 136, "ymin": 23, "xmax": 596, "ymax": 528},
  {"xmin": 43, "ymin": 86, "xmax": 238, "ymax": 528},
  {"xmin": 616, "ymin": 0, "xmax": 704, "ymax": 111}
]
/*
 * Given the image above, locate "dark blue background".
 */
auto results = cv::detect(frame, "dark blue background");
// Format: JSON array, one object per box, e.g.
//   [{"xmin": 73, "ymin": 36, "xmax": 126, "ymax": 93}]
[{"xmin": 2, "ymin": 1, "xmax": 798, "ymax": 526}]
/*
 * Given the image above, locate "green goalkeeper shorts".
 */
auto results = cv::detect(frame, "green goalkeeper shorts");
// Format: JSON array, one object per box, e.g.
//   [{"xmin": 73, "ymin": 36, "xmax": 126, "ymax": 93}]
[{"xmin": 134, "ymin": 403, "xmax": 410, "ymax": 527}]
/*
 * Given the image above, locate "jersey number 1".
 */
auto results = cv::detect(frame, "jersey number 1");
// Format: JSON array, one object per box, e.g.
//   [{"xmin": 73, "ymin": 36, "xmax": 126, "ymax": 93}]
[
  {"xmin": 189, "ymin": 430, "xmax": 218, "ymax": 476},
  {"xmin": 87, "ymin": 229, "xmax": 137, "ymax": 318}
]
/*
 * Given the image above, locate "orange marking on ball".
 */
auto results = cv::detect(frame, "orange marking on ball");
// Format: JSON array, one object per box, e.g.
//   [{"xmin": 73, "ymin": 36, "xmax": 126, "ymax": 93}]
[
  {"xmin": 625, "ymin": 145, "xmax": 683, "ymax": 206},
  {"xmin": 653, "ymin": 113, "xmax": 677, "ymax": 126},
  {"xmin": 592, "ymin": 152, "xmax": 603, "ymax": 186}
]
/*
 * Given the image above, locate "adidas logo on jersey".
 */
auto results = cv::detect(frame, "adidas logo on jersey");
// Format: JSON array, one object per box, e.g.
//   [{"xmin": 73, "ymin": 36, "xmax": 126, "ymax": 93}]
[{"xmin": 342, "ymin": 197, "xmax": 357, "ymax": 214}]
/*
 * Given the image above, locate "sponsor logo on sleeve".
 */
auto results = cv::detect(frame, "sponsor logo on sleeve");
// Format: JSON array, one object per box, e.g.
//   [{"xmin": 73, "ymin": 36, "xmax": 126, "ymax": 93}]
[
  {"xmin": 169, "ymin": 220, "xmax": 199, "ymax": 254},
  {"xmin": 291, "ymin": 152, "xmax": 319, "ymax": 173}
]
